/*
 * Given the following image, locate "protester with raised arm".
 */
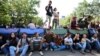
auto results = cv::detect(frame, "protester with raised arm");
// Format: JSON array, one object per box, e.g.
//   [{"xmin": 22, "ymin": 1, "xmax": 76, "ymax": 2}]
[{"xmin": 44, "ymin": 1, "xmax": 53, "ymax": 28}]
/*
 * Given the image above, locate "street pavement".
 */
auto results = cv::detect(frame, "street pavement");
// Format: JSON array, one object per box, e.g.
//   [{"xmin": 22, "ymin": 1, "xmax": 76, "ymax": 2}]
[
  {"xmin": 0, "ymin": 50, "xmax": 100, "ymax": 56},
  {"xmin": 28, "ymin": 50, "xmax": 100, "ymax": 56}
]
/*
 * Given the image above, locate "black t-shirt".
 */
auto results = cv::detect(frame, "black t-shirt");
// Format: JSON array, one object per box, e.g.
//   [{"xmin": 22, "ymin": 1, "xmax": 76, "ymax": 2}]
[
  {"xmin": 0, "ymin": 39, "xmax": 6, "ymax": 47},
  {"xmin": 45, "ymin": 5, "xmax": 53, "ymax": 16},
  {"xmin": 9, "ymin": 38, "xmax": 18, "ymax": 47},
  {"xmin": 73, "ymin": 39, "xmax": 80, "ymax": 43}
]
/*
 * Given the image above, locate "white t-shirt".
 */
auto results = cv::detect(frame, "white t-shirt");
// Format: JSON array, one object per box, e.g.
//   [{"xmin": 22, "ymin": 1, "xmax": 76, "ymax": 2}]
[
  {"xmin": 53, "ymin": 11, "xmax": 59, "ymax": 19},
  {"xmin": 28, "ymin": 23, "xmax": 35, "ymax": 29},
  {"xmin": 64, "ymin": 37, "xmax": 73, "ymax": 44}
]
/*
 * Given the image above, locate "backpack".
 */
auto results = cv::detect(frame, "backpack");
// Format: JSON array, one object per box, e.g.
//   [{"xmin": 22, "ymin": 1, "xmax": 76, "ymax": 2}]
[{"xmin": 20, "ymin": 38, "xmax": 29, "ymax": 46}]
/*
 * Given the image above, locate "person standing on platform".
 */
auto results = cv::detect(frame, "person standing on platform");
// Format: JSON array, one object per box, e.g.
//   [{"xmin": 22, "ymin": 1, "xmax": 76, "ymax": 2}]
[
  {"xmin": 44, "ymin": 0, "xmax": 53, "ymax": 28},
  {"xmin": 52, "ymin": 8, "xmax": 59, "ymax": 29}
]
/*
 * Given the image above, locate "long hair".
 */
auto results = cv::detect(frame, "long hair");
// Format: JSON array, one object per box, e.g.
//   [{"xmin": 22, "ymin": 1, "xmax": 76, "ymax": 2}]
[
  {"xmin": 64, "ymin": 33, "xmax": 71, "ymax": 38},
  {"xmin": 20, "ymin": 32, "xmax": 29, "ymax": 44},
  {"xmin": 9, "ymin": 32, "xmax": 16, "ymax": 40}
]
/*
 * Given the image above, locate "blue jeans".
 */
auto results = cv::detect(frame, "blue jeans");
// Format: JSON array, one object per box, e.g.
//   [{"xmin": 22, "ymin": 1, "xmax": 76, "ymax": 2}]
[
  {"xmin": 86, "ymin": 41, "xmax": 92, "ymax": 51},
  {"xmin": 77, "ymin": 42, "xmax": 86, "ymax": 51},
  {"xmin": 55, "ymin": 45, "xmax": 66, "ymax": 51},
  {"xmin": 42, "ymin": 43, "xmax": 47, "ymax": 49},
  {"xmin": 66, "ymin": 44, "xmax": 73, "ymax": 51},
  {"xmin": 42, "ymin": 42, "xmax": 57, "ymax": 50},
  {"xmin": 1, "ymin": 46, "xmax": 9, "ymax": 56},
  {"xmin": 9, "ymin": 46, "xmax": 16, "ymax": 56},
  {"xmin": 9, "ymin": 45, "xmax": 28, "ymax": 56},
  {"xmin": 50, "ymin": 42, "xmax": 58, "ymax": 49},
  {"xmin": 75, "ymin": 43, "xmax": 82, "ymax": 49},
  {"xmin": 93, "ymin": 41, "xmax": 100, "ymax": 51},
  {"xmin": 18, "ymin": 45, "xmax": 29, "ymax": 56}
]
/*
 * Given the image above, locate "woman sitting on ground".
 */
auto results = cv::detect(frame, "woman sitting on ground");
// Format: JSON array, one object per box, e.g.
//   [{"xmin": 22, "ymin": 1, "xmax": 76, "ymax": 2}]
[
  {"xmin": 80, "ymin": 34, "xmax": 93, "ymax": 54},
  {"xmin": 9, "ymin": 32, "xmax": 19, "ymax": 56},
  {"xmin": 73, "ymin": 33, "xmax": 81, "ymax": 50},
  {"xmin": 16, "ymin": 33, "xmax": 29, "ymax": 56}
]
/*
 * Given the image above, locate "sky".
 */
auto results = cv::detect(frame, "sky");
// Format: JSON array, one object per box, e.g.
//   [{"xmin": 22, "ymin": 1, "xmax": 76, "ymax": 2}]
[{"xmin": 38, "ymin": 0, "xmax": 93, "ymax": 21}]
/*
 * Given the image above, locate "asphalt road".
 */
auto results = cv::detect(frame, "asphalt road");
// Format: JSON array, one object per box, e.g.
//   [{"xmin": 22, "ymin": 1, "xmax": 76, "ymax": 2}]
[
  {"xmin": 28, "ymin": 50, "xmax": 100, "ymax": 56},
  {"xmin": 0, "ymin": 50, "xmax": 100, "ymax": 56}
]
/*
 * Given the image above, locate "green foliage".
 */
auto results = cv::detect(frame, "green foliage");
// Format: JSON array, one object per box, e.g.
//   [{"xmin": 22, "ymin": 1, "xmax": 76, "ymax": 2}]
[
  {"xmin": 32, "ymin": 16, "xmax": 43, "ymax": 26},
  {"xmin": 0, "ymin": 0, "xmax": 43, "ymax": 26},
  {"xmin": 75, "ymin": 0, "xmax": 89, "ymax": 17},
  {"xmin": 75, "ymin": 0, "xmax": 100, "ymax": 19},
  {"xmin": 60, "ymin": 0, "xmax": 100, "ymax": 26},
  {"xmin": 60, "ymin": 15, "xmax": 71, "ymax": 26},
  {"xmin": 0, "ymin": 0, "xmax": 11, "ymax": 25},
  {"xmin": 0, "ymin": 14, "xmax": 12, "ymax": 25}
]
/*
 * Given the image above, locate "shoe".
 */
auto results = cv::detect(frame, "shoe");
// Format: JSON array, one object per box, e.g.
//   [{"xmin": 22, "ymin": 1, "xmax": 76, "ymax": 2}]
[
  {"xmin": 28, "ymin": 52, "xmax": 33, "ymax": 56},
  {"xmin": 50, "ymin": 48, "xmax": 53, "ymax": 51},
  {"xmin": 45, "ymin": 48, "xmax": 48, "ymax": 51},
  {"xmin": 39, "ymin": 51, "xmax": 44, "ymax": 56}
]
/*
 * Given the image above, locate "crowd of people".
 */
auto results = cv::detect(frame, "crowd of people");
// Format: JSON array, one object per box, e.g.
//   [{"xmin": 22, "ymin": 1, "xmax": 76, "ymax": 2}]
[
  {"xmin": 0, "ymin": 27, "xmax": 100, "ymax": 56},
  {"xmin": 0, "ymin": 20, "xmax": 100, "ymax": 56},
  {"xmin": 0, "ymin": 0, "xmax": 100, "ymax": 56}
]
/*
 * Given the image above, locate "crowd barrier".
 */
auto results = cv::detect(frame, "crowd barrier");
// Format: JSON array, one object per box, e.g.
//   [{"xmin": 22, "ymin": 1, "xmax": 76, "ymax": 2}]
[
  {"xmin": 19, "ymin": 28, "xmax": 45, "ymax": 36},
  {"xmin": 51, "ymin": 29, "xmax": 67, "ymax": 36},
  {"xmin": 0, "ymin": 28, "xmax": 19, "ymax": 34},
  {"xmin": 0, "ymin": 28, "xmax": 89, "ymax": 36},
  {"xmin": 0, "ymin": 28, "xmax": 45, "ymax": 36},
  {"xmin": 68, "ymin": 29, "xmax": 88, "ymax": 34}
]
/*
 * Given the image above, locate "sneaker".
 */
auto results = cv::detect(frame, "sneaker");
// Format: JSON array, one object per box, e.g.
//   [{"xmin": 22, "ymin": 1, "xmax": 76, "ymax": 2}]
[
  {"xmin": 45, "ymin": 48, "xmax": 48, "ymax": 51},
  {"xmin": 28, "ymin": 52, "xmax": 33, "ymax": 56},
  {"xmin": 39, "ymin": 51, "xmax": 44, "ymax": 56},
  {"xmin": 50, "ymin": 48, "xmax": 53, "ymax": 51}
]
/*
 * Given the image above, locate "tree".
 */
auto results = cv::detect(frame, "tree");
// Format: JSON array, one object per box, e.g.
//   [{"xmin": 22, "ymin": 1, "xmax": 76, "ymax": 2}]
[
  {"xmin": 0, "ymin": 0, "xmax": 43, "ymax": 26},
  {"xmin": 60, "ymin": 0, "xmax": 100, "ymax": 26},
  {"xmin": 75, "ymin": 0, "xmax": 89, "ymax": 17},
  {"xmin": 8, "ymin": 0, "xmax": 40, "ymax": 25},
  {"xmin": 60, "ymin": 14, "xmax": 73, "ymax": 26},
  {"xmin": 0, "ymin": 0, "xmax": 12, "ymax": 25},
  {"xmin": 32, "ymin": 16, "xmax": 43, "ymax": 26},
  {"xmin": 75, "ymin": 0, "xmax": 100, "ymax": 21}
]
